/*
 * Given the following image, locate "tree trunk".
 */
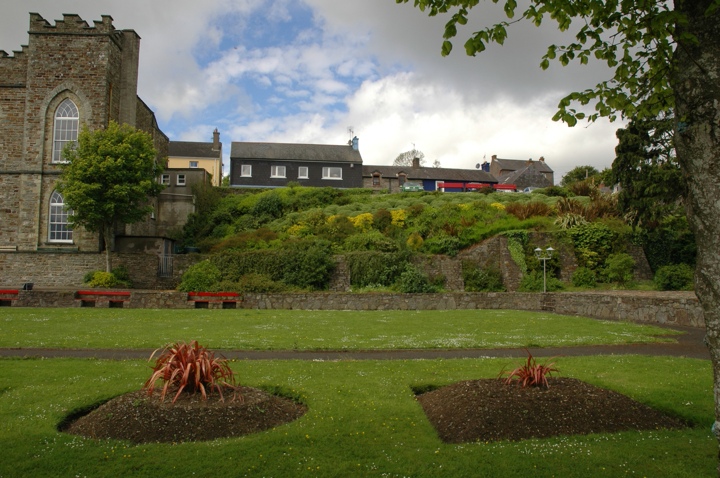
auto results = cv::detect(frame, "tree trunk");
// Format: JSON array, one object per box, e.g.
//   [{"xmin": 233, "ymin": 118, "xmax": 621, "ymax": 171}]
[
  {"xmin": 103, "ymin": 224, "xmax": 113, "ymax": 273},
  {"xmin": 672, "ymin": 0, "xmax": 720, "ymax": 473}
]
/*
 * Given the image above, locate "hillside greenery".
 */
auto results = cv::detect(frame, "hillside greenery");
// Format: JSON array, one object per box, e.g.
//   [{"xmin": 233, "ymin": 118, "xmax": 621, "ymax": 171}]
[{"xmin": 175, "ymin": 184, "xmax": 695, "ymax": 293}]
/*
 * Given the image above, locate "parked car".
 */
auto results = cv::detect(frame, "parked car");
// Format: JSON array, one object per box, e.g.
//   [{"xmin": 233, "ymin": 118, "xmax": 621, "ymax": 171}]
[{"xmin": 401, "ymin": 181, "xmax": 423, "ymax": 192}]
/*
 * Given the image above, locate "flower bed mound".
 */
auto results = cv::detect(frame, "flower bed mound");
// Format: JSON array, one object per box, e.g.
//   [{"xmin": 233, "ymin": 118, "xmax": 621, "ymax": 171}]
[
  {"xmin": 62, "ymin": 386, "xmax": 307, "ymax": 444},
  {"xmin": 417, "ymin": 378, "xmax": 687, "ymax": 443}
]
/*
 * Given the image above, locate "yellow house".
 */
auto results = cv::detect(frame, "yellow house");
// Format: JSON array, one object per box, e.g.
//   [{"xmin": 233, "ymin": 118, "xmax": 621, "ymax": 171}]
[{"xmin": 167, "ymin": 129, "xmax": 223, "ymax": 186}]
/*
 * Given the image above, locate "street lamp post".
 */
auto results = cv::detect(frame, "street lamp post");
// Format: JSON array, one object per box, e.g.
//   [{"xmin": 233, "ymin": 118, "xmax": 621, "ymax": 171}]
[{"xmin": 534, "ymin": 247, "xmax": 554, "ymax": 293}]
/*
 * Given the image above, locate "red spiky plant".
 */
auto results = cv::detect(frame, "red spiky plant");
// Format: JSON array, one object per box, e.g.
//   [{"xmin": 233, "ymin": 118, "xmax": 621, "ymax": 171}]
[
  {"xmin": 500, "ymin": 349, "xmax": 559, "ymax": 388},
  {"xmin": 143, "ymin": 340, "xmax": 239, "ymax": 403}
]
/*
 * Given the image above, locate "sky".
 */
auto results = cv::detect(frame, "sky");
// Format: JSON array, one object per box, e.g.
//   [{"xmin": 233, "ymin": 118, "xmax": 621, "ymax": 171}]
[{"xmin": 1, "ymin": 0, "xmax": 626, "ymax": 183}]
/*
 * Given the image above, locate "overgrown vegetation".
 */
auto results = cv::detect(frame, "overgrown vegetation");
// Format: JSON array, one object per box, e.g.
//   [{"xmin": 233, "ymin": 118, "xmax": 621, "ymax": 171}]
[{"xmin": 174, "ymin": 185, "xmax": 695, "ymax": 292}]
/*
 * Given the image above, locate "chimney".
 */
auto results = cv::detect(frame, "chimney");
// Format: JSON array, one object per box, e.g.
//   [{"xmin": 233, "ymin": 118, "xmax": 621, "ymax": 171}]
[
  {"xmin": 351, "ymin": 136, "xmax": 359, "ymax": 151},
  {"xmin": 527, "ymin": 157, "xmax": 533, "ymax": 165},
  {"xmin": 412, "ymin": 156, "xmax": 420, "ymax": 169},
  {"xmin": 539, "ymin": 156, "xmax": 545, "ymax": 162},
  {"xmin": 212, "ymin": 128, "xmax": 220, "ymax": 151}
]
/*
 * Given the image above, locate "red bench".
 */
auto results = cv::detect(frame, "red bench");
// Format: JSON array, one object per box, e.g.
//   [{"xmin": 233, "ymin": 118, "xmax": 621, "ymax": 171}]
[
  {"xmin": 76, "ymin": 290, "xmax": 131, "ymax": 308},
  {"xmin": 188, "ymin": 291, "xmax": 241, "ymax": 309},
  {"xmin": 0, "ymin": 289, "xmax": 19, "ymax": 307}
]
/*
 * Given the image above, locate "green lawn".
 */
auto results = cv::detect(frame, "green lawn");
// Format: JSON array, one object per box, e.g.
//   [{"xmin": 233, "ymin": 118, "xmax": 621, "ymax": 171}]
[
  {"xmin": 0, "ymin": 308, "xmax": 713, "ymax": 477},
  {"xmin": 0, "ymin": 356, "xmax": 713, "ymax": 477},
  {"xmin": 1, "ymin": 308, "xmax": 680, "ymax": 350}
]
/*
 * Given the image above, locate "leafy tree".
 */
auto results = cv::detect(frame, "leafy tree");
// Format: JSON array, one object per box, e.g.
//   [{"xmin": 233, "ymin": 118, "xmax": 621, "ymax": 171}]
[
  {"xmin": 393, "ymin": 149, "xmax": 425, "ymax": 167},
  {"xmin": 58, "ymin": 121, "xmax": 164, "ymax": 272},
  {"xmin": 395, "ymin": 0, "xmax": 720, "ymax": 463},
  {"xmin": 612, "ymin": 116, "xmax": 685, "ymax": 228},
  {"xmin": 560, "ymin": 166, "xmax": 600, "ymax": 187}
]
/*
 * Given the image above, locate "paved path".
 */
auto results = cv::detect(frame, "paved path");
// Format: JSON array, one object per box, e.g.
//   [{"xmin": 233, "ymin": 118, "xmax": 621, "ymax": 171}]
[{"xmin": 0, "ymin": 324, "xmax": 708, "ymax": 361}]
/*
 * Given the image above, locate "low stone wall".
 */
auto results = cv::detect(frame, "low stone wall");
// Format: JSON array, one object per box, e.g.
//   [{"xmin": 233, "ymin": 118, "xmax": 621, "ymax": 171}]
[{"xmin": 5, "ymin": 289, "xmax": 703, "ymax": 328}]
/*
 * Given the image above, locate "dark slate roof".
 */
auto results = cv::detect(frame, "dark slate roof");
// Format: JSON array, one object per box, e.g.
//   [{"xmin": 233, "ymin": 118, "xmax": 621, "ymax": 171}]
[
  {"xmin": 497, "ymin": 165, "xmax": 552, "ymax": 186},
  {"xmin": 493, "ymin": 157, "xmax": 553, "ymax": 173},
  {"xmin": 168, "ymin": 141, "xmax": 221, "ymax": 159},
  {"xmin": 362, "ymin": 165, "xmax": 497, "ymax": 183},
  {"xmin": 230, "ymin": 142, "xmax": 363, "ymax": 164}
]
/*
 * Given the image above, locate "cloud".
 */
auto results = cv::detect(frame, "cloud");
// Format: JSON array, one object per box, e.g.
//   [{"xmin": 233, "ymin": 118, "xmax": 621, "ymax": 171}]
[{"xmin": 1, "ymin": 1, "xmax": 624, "ymax": 182}]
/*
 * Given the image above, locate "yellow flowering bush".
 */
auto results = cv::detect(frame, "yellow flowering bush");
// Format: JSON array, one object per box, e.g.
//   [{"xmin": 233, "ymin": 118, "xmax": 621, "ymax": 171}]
[
  {"xmin": 490, "ymin": 202, "xmax": 506, "ymax": 211},
  {"xmin": 390, "ymin": 209, "xmax": 406, "ymax": 227},
  {"xmin": 350, "ymin": 213, "xmax": 374, "ymax": 231},
  {"xmin": 287, "ymin": 224, "xmax": 308, "ymax": 237}
]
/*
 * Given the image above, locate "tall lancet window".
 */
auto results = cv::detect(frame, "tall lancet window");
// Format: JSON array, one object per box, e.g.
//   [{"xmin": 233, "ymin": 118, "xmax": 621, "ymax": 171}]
[{"xmin": 52, "ymin": 99, "xmax": 79, "ymax": 163}]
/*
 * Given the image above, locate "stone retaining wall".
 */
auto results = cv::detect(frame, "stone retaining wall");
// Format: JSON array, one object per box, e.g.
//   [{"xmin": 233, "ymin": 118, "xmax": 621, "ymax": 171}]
[{"xmin": 6, "ymin": 290, "xmax": 704, "ymax": 328}]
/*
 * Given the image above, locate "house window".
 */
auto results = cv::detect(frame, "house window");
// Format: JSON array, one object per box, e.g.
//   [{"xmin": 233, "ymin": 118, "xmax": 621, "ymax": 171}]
[
  {"xmin": 271, "ymin": 165, "xmax": 286, "ymax": 178},
  {"xmin": 177, "ymin": 174, "xmax": 186, "ymax": 186},
  {"xmin": 372, "ymin": 174, "xmax": 380, "ymax": 186},
  {"xmin": 52, "ymin": 99, "xmax": 79, "ymax": 163},
  {"xmin": 49, "ymin": 191, "xmax": 73, "ymax": 242},
  {"xmin": 322, "ymin": 167, "xmax": 342, "ymax": 180},
  {"xmin": 398, "ymin": 174, "xmax": 407, "ymax": 186},
  {"xmin": 298, "ymin": 166, "xmax": 309, "ymax": 179},
  {"xmin": 160, "ymin": 174, "xmax": 170, "ymax": 185},
  {"xmin": 241, "ymin": 164, "xmax": 252, "ymax": 177},
  {"xmin": 189, "ymin": 161, "xmax": 198, "ymax": 168}
]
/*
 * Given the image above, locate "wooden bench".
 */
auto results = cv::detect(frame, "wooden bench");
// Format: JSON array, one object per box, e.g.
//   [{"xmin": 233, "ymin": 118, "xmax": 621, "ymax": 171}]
[
  {"xmin": 76, "ymin": 290, "xmax": 131, "ymax": 308},
  {"xmin": 188, "ymin": 291, "xmax": 241, "ymax": 309},
  {"xmin": 0, "ymin": 289, "xmax": 19, "ymax": 307}
]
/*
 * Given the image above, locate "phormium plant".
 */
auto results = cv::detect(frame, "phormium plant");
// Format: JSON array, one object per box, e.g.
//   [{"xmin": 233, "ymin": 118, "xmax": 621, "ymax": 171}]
[
  {"xmin": 144, "ymin": 340, "xmax": 239, "ymax": 403},
  {"xmin": 499, "ymin": 350, "xmax": 559, "ymax": 388}
]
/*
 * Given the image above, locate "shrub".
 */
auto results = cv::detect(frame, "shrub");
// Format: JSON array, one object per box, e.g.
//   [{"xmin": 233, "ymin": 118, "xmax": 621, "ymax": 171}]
[
  {"xmin": 346, "ymin": 251, "xmax": 409, "ymax": 288},
  {"xmin": 343, "ymin": 230, "xmax": 398, "ymax": 252},
  {"xmin": 143, "ymin": 340, "xmax": 239, "ymax": 403},
  {"xmin": 83, "ymin": 267, "xmax": 132, "ymax": 288},
  {"xmin": 406, "ymin": 231, "xmax": 424, "ymax": 251},
  {"xmin": 373, "ymin": 208, "xmax": 393, "ymax": 232},
  {"xmin": 654, "ymin": 264, "xmax": 694, "ymax": 291},
  {"xmin": 602, "ymin": 253, "xmax": 635, "ymax": 285},
  {"xmin": 571, "ymin": 267, "xmax": 597, "ymax": 287},
  {"xmin": 349, "ymin": 212, "xmax": 374, "ymax": 231},
  {"xmin": 177, "ymin": 260, "xmax": 222, "ymax": 292},
  {"xmin": 85, "ymin": 271, "xmax": 119, "ymax": 288},
  {"xmin": 533, "ymin": 185, "xmax": 570, "ymax": 197},
  {"xmin": 251, "ymin": 192, "xmax": 285, "ymax": 219},
  {"xmin": 396, "ymin": 264, "xmax": 437, "ymax": 293},
  {"xmin": 504, "ymin": 201, "xmax": 552, "ymax": 220},
  {"xmin": 111, "ymin": 265, "xmax": 131, "ymax": 283},
  {"xmin": 237, "ymin": 273, "xmax": 286, "ymax": 293},
  {"xmin": 423, "ymin": 235, "xmax": 461, "ymax": 256},
  {"xmin": 518, "ymin": 270, "xmax": 564, "ymax": 292},
  {"xmin": 500, "ymin": 350, "xmax": 559, "ymax": 388},
  {"xmin": 554, "ymin": 197, "xmax": 586, "ymax": 216},
  {"xmin": 462, "ymin": 262, "xmax": 505, "ymax": 292},
  {"xmin": 554, "ymin": 213, "xmax": 588, "ymax": 230}
]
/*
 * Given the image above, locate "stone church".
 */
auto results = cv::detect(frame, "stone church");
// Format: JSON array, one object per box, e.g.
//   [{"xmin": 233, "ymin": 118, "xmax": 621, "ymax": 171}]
[{"xmin": 0, "ymin": 13, "xmax": 195, "ymax": 288}]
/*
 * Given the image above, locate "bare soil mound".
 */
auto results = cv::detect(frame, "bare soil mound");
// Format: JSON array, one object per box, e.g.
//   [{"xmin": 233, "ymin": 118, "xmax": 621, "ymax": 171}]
[
  {"xmin": 61, "ymin": 386, "xmax": 307, "ymax": 444},
  {"xmin": 416, "ymin": 378, "xmax": 687, "ymax": 443}
]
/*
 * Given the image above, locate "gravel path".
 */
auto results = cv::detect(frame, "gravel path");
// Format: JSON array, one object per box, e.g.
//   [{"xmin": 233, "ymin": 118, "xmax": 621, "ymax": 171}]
[{"xmin": 0, "ymin": 324, "xmax": 708, "ymax": 361}]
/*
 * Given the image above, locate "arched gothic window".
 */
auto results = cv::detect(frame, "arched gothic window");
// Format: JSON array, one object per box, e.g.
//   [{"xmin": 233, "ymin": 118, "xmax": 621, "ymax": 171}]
[
  {"xmin": 49, "ymin": 191, "xmax": 73, "ymax": 242},
  {"xmin": 52, "ymin": 99, "xmax": 79, "ymax": 163}
]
